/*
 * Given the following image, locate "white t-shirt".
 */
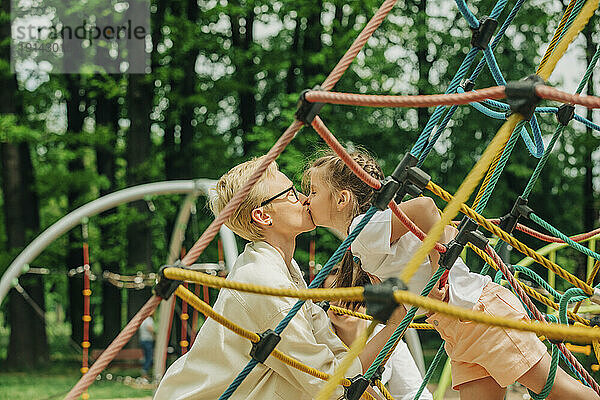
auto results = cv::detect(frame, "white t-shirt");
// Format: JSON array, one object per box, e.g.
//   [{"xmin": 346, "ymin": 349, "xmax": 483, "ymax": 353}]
[
  {"xmin": 350, "ymin": 209, "xmax": 490, "ymax": 309},
  {"xmin": 140, "ymin": 316, "xmax": 154, "ymax": 342}
]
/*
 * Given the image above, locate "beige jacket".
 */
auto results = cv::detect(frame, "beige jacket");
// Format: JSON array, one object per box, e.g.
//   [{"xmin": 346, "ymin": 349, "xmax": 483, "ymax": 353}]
[{"xmin": 154, "ymin": 241, "xmax": 362, "ymax": 400}]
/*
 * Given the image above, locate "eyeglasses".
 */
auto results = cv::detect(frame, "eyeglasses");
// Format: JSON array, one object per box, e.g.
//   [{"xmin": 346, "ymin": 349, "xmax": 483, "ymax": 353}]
[{"xmin": 260, "ymin": 185, "xmax": 300, "ymax": 207}]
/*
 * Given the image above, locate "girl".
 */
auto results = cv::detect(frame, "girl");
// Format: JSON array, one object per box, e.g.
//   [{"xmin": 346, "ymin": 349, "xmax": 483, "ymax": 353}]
[
  {"xmin": 304, "ymin": 150, "xmax": 598, "ymax": 400},
  {"xmin": 322, "ymin": 268, "xmax": 434, "ymax": 400}
]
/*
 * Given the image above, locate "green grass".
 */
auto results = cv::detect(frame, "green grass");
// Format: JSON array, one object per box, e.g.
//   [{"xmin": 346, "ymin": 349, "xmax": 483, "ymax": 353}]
[{"xmin": 0, "ymin": 363, "xmax": 153, "ymax": 400}]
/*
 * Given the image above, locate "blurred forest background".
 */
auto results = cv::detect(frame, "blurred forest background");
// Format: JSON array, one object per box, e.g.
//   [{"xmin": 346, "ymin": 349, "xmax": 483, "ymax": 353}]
[{"xmin": 1, "ymin": 0, "xmax": 599, "ymax": 374}]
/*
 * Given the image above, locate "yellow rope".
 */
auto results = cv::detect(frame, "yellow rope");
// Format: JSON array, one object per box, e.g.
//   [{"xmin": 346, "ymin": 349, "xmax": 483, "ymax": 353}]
[
  {"xmin": 174, "ymin": 285, "xmax": 378, "ymax": 400},
  {"xmin": 329, "ymin": 304, "xmax": 436, "ymax": 330},
  {"xmin": 400, "ymin": 115, "xmax": 520, "ymax": 285},
  {"xmin": 536, "ymin": 0, "xmax": 578, "ymax": 72},
  {"xmin": 465, "ymin": 243, "xmax": 590, "ymax": 326},
  {"xmin": 165, "ymin": 267, "xmax": 364, "ymax": 301},
  {"xmin": 427, "ymin": 181, "xmax": 595, "ymax": 295},
  {"xmin": 316, "ymin": 321, "xmax": 377, "ymax": 400},
  {"xmin": 391, "ymin": 289, "xmax": 600, "ymax": 343},
  {"xmin": 167, "ymin": 268, "xmax": 600, "ymax": 342},
  {"xmin": 537, "ymin": 0, "xmax": 599, "ymax": 81},
  {"xmin": 375, "ymin": 379, "xmax": 395, "ymax": 400}
]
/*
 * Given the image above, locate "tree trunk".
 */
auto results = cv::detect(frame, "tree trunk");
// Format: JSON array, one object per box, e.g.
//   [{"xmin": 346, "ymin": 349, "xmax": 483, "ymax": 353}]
[
  {"xmin": 126, "ymin": 74, "xmax": 153, "ymax": 346},
  {"xmin": 0, "ymin": 0, "xmax": 47, "ymax": 368},
  {"xmin": 414, "ymin": 0, "xmax": 431, "ymax": 130},
  {"xmin": 95, "ymin": 75, "xmax": 122, "ymax": 346},
  {"xmin": 65, "ymin": 74, "xmax": 87, "ymax": 344},
  {"xmin": 230, "ymin": 1, "xmax": 257, "ymax": 155},
  {"xmin": 581, "ymin": 25, "xmax": 597, "ymax": 282}
]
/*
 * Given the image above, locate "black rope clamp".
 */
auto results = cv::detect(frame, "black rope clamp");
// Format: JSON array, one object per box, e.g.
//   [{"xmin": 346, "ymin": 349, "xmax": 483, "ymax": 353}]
[
  {"xmin": 250, "ymin": 329, "xmax": 281, "ymax": 364},
  {"xmin": 295, "ymin": 85, "xmax": 325, "ymax": 125},
  {"xmin": 498, "ymin": 196, "xmax": 533, "ymax": 234},
  {"xmin": 316, "ymin": 300, "xmax": 330, "ymax": 312},
  {"xmin": 439, "ymin": 217, "xmax": 488, "ymax": 270},
  {"xmin": 470, "ymin": 17, "xmax": 498, "ymax": 50},
  {"xmin": 505, "ymin": 74, "xmax": 545, "ymax": 121},
  {"xmin": 373, "ymin": 153, "xmax": 431, "ymax": 210},
  {"xmin": 364, "ymin": 277, "xmax": 407, "ymax": 323},
  {"xmin": 556, "ymin": 103, "xmax": 575, "ymax": 126},
  {"xmin": 370, "ymin": 364, "xmax": 386, "ymax": 385},
  {"xmin": 460, "ymin": 78, "xmax": 475, "ymax": 92},
  {"xmin": 589, "ymin": 315, "xmax": 600, "ymax": 327},
  {"xmin": 344, "ymin": 374, "xmax": 370, "ymax": 400},
  {"xmin": 153, "ymin": 263, "xmax": 183, "ymax": 300}
]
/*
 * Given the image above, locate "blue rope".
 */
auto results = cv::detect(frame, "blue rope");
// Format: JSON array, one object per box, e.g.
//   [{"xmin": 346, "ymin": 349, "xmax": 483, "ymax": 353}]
[
  {"xmin": 218, "ymin": 207, "xmax": 378, "ymax": 399},
  {"xmin": 455, "ymin": 0, "xmax": 480, "ymax": 28},
  {"xmin": 411, "ymin": 47, "xmax": 480, "ymax": 158}
]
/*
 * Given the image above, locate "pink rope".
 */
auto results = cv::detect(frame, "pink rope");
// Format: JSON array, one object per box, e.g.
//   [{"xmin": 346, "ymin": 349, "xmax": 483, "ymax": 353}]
[
  {"xmin": 306, "ymin": 86, "xmax": 506, "ymax": 108},
  {"xmin": 64, "ymin": 295, "xmax": 162, "ymax": 400},
  {"xmin": 321, "ymin": 0, "xmax": 398, "ymax": 91}
]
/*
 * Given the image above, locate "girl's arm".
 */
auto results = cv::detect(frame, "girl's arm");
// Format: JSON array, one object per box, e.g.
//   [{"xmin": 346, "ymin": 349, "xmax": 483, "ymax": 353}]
[{"xmin": 390, "ymin": 197, "xmax": 457, "ymax": 271}]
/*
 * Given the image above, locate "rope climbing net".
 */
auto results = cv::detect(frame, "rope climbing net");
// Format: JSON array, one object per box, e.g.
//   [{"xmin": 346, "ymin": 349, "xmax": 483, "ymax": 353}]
[{"xmin": 65, "ymin": 0, "xmax": 600, "ymax": 399}]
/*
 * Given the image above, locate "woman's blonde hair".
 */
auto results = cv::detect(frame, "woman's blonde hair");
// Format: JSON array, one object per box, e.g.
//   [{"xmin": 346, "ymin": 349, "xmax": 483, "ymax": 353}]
[{"xmin": 209, "ymin": 156, "xmax": 278, "ymax": 241}]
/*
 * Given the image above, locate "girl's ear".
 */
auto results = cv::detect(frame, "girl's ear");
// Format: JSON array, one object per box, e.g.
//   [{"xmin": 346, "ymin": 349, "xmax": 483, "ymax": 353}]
[
  {"xmin": 336, "ymin": 189, "xmax": 352, "ymax": 211},
  {"xmin": 251, "ymin": 207, "xmax": 273, "ymax": 227}
]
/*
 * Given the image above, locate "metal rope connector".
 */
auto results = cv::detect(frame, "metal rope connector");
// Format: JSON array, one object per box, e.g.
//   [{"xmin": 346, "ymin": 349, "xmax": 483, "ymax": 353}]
[
  {"xmin": 556, "ymin": 103, "xmax": 575, "ymax": 126},
  {"xmin": 505, "ymin": 74, "xmax": 545, "ymax": 121},
  {"xmin": 344, "ymin": 374, "xmax": 370, "ymax": 400},
  {"xmin": 439, "ymin": 216, "xmax": 488, "ymax": 270},
  {"xmin": 373, "ymin": 153, "xmax": 431, "ymax": 210},
  {"xmin": 153, "ymin": 262, "xmax": 183, "ymax": 300},
  {"xmin": 295, "ymin": 85, "xmax": 325, "ymax": 125},
  {"xmin": 250, "ymin": 329, "xmax": 281, "ymax": 364},
  {"xmin": 498, "ymin": 196, "xmax": 533, "ymax": 234},
  {"xmin": 460, "ymin": 78, "xmax": 475, "ymax": 92},
  {"xmin": 470, "ymin": 17, "xmax": 498, "ymax": 50},
  {"xmin": 364, "ymin": 277, "xmax": 407, "ymax": 323}
]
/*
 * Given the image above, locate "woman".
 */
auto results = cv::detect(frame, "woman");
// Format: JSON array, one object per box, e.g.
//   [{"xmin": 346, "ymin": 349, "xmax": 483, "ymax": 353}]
[{"xmin": 155, "ymin": 155, "xmax": 407, "ymax": 400}]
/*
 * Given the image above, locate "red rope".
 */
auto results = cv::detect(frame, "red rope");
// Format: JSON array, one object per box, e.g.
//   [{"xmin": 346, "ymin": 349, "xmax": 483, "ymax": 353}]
[
  {"xmin": 65, "ymin": 295, "xmax": 163, "ymax": 400},
  {"xmin": 306, "ymin": 86, "xmax": 506, "ymax": 108},
  {"xmin": 537, "ymin": 86, "xmax": 600, "ymax": 108},
  {"xmin": 487, "ymin": 219, "xmax": 600, "ymax": 244},
  {"xmin": 311, "ymin": 116, "xmax": 447, "ymax": 255}
]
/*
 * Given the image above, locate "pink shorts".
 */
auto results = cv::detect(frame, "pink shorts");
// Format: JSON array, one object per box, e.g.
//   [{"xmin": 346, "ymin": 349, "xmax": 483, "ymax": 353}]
[{"xmin": 426, "ymin": 282, "xmax": 547, "ymax": 389}]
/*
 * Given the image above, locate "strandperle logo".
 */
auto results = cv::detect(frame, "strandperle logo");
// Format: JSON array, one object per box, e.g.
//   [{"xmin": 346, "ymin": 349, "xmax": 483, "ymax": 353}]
[
  {"xmin": 11, "ymin": 0, "xmax": 150, "ymax": 74},
  {"xmin": 14, "ymin": 19, "xmax": 148, "ymax": 42}
]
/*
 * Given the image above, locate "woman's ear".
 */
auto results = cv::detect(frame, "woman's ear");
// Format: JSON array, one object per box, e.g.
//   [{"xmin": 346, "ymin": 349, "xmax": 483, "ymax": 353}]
[
  {"xmin": 251, "ymin": 207, "xmax": 273, "ymax": 227},
  {"xmin": 336, "ymin": 189, "xmax": 352, "ymax": 211}
]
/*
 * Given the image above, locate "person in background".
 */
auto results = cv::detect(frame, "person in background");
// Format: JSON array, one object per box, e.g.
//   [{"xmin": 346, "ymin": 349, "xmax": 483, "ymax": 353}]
[{"xmin": 140, "ymin": 311, "xmax": 155, "ymax": 381}]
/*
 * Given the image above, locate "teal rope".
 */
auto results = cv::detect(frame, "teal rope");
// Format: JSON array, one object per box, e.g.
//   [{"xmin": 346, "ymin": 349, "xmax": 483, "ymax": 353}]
[
  {"xmin": 559, "ymin": 287, "xmax": 588, "ymax": 325},
  {"xmin": 530, "ymin": 213, "xmax": 600, "ymax": 262},
  {"xmin": 529, "ymin": 344, "xmax": 560, "ymax": 399},
  {"xmin": 412, "ymin": 343, "xmax": 446, "ymax": 400},
  {"xmin": 522, "ymin": 125, "xmax": 566, "ymax": 199},
  {"xmin": 364, "ymin": 267, "xmax": 446, "ymax": 380},
  {"xmin": 493, "ymin": 265, "xmax": 562, "ymax": 300},
  {"xmin": 576, "ymin": 43, "xmax": 600, "ymax": 95}
]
